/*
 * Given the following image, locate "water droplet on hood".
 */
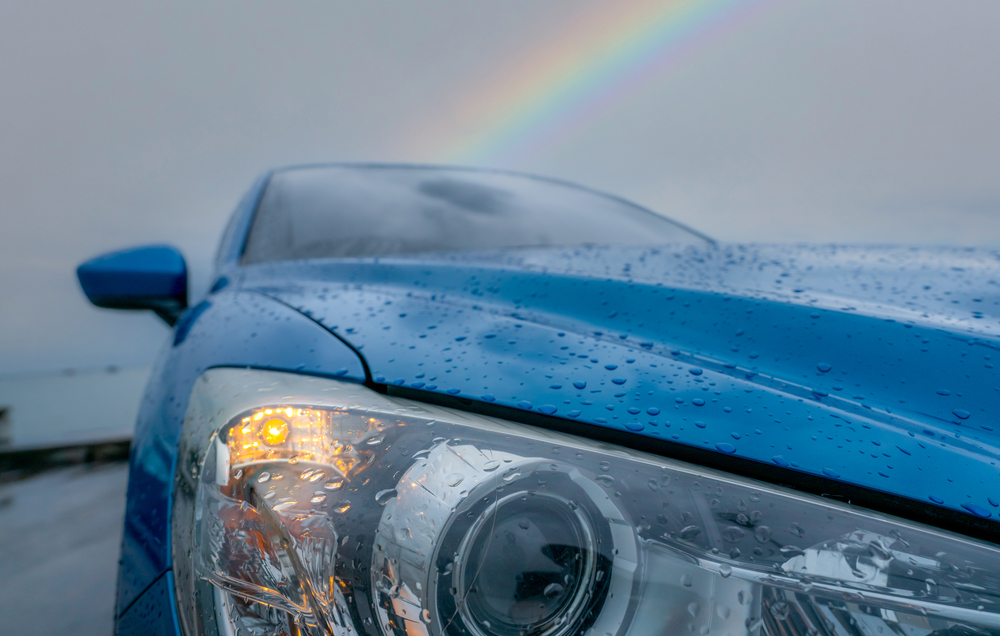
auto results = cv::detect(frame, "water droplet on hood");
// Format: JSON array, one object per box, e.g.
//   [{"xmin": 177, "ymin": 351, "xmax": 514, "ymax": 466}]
[{"xmin": 960, "ymin": 502, "xmax": 991, "ymax": 518}]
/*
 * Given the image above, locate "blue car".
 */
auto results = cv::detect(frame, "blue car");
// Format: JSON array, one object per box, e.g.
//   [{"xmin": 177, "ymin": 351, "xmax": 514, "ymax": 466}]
[{"xmin": 78, "ymin": 164, "xmax": 1000, "ymax": 636}]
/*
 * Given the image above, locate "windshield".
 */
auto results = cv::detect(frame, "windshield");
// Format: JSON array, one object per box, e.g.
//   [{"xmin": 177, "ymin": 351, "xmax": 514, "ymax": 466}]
[{"xmin": 240, "ymin": 165, "xmax": 707, "ymax": 264}]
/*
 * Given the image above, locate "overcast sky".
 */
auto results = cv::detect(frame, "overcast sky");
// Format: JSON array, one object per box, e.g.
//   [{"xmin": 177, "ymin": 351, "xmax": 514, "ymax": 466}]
[{"xmin": 2, "ymin": 0, "xmax": 999, "ymax": 375}]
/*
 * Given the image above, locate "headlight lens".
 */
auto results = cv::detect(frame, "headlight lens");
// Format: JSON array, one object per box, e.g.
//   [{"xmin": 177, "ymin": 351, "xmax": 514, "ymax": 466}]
[{"xmin": 173, "ymin": 369, "xmax": 1000, "ymax": 636}]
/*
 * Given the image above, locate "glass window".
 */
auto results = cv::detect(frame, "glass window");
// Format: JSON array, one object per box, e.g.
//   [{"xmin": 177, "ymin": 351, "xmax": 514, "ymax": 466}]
[{"xmin": 241, "ymin": 165, "xmax": 707, "ymax": 263}]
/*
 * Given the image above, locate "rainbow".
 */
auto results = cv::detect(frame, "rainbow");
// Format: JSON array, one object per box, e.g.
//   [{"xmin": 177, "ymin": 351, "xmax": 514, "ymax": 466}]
[{"xmin": 421, "ymin": 0, "xmax": 779, "ymax": 165}]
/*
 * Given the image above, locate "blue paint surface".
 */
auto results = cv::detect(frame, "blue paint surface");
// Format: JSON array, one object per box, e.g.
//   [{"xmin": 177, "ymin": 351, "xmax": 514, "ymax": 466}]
[
  {"xmin": 172, "ymin": 300, "xmax": 211, "ymax": 346},
  {"xmin": 239, "ymin": 245, "xmax": 1000, "ymax": 523},
  {"xmin": 116, "ymin": 572, "xmax": 176, "ymax": 636},
  {"xmin": 77, "ymin": 245, "xmax": 187, "ymax": 308}
]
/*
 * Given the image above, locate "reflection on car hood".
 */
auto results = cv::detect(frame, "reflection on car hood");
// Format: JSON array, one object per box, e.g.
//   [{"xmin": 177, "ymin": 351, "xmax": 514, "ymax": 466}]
[{"xmin": 240, "ymin": 244, "xmax": 1000, "ymax": 521}]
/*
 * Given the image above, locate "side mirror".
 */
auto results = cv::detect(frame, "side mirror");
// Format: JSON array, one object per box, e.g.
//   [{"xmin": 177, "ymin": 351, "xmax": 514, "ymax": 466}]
[{"xmin": 77, "ymin": 245, "xmax": 188, "ymax": 326}]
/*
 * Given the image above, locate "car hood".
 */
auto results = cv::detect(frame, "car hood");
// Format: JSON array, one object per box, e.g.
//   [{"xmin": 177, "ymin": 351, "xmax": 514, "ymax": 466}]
[{"xmin": 238, "ymin": 244, "xmax": 1000, "ymax": 524}]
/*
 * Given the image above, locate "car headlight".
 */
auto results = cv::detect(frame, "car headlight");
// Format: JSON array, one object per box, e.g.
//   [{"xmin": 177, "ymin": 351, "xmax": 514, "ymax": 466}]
[{"xmin": 173, "ymin": 368, "xmax": 1000, "ymax": 636}]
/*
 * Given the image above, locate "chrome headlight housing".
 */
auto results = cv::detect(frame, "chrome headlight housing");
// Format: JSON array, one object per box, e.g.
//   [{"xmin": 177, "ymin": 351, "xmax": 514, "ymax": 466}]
[{"xmin": 173, "ymin": 368, "xmax": 1000, "ymax": 636}]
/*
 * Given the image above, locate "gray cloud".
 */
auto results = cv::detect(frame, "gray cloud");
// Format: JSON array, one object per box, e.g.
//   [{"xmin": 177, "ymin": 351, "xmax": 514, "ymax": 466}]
[{"xmin": 1, "ymin": 0, "xmax": 998, "ymax": 374}]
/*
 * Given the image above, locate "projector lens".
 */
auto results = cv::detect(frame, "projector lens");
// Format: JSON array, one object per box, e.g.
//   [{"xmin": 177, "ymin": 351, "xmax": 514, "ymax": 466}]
[{"xmin": 454, "ymin": 492, "xmax": 597, "ymax": 636}]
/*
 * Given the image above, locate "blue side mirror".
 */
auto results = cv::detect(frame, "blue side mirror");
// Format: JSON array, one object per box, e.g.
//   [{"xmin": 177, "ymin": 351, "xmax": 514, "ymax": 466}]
[{"xmin": 77, "ymin": 245, "xmax": 188, "ymax": 325}]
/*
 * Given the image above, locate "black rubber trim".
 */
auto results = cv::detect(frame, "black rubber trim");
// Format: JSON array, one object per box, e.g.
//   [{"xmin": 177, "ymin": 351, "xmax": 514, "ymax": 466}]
[{"xmin": 384, "ymin": 384, "xmax": 1000, "ymax": 547}]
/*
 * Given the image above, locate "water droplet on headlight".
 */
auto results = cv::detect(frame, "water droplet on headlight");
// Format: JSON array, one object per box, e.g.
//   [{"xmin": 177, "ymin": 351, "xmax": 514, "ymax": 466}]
[
  {"xmin": 770, "ymin": 601, "xmax": 790, "ymax": 620},
  {"xmin": 502, "ymin": 468, "xmax": 521, "ymax": 482},
  {"xmin": 543, "ymin": 583, "xmax": 564, "ymax": 598},
  {"xmin": 595, "ymin": 474, "xmax": 614, "ymax": 487},
  {"xmin": 680, "ymin": 525, "xmax": 701, "ymax": 541},
  {"xmin": 324, "ymin": 478, "xmax": 344, "ymax": 491}
]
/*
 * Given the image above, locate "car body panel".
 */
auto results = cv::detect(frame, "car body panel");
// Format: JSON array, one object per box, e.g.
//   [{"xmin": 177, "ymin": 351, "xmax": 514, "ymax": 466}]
[
  {"xmin": 77, "ymin": 245, "xmax": 187, "ymax": 309},
  {"xmin": 116, "ymin": 571, "xmax": 176, "ymax": 636},
  {"xmin": 239, "ymin": 244, "xmax": 1000, "ymax": 525}
]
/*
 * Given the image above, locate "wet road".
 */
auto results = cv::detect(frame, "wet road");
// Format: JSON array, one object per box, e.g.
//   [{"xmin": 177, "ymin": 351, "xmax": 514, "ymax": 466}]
[{"xmin": 0, "ymin": 462, "xmax": 128, "ymax": 635}]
